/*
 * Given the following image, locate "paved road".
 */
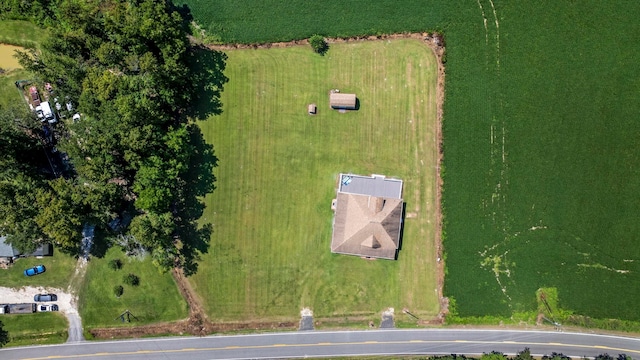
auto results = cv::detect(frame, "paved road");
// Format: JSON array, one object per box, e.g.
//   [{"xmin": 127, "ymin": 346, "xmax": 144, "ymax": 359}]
[{"xmin": 2, "ymin": 329, "xmax": 640, "ymax": 360}]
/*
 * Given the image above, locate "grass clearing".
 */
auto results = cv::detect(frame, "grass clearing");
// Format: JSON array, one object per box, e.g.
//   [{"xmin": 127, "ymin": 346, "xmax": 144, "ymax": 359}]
[
  {"xmin": 1, "ymin": 252, "xmax": 77, "ymax": 289},
  {"xmin": 79, "ymin": 247, "xmax": 188, "ymax": 329},
  {"xmin": 0, "ymin": 68, "xmax": 30, "ymax": 109},
  {"xmin": 0, "ymin": 20, "xmax": 42, "ymax": 48},
  {"xmin": 193, "ymin": 39, "xmax": 439, "ymax": 322},
  {"xmin": 0, "ymin": 20, "xmax": 39, "ymax": 109},
  {"xmin": 0, "ymin": 312, "xmax": 68, "ymax": 347},
  {"xmin": 0, "ymin": 20, "xmax": 41, "ymax": 108}
]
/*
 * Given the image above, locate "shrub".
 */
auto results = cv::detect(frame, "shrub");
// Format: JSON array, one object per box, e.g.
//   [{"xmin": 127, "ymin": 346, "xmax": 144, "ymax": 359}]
[
  {"xmin": 123, "ymin": 273, "xmax": 140, "ymax": 286},
  {"xmin": 309, "ymin": 34, "xmax": 329, "ymax": 55},
  {"xmin": 113, "ymin": 285, "xmax": 124, "ymax": 297},
  {"xmin": 108, "ymin": 259, "xmax": 122, "ymax": 270}
]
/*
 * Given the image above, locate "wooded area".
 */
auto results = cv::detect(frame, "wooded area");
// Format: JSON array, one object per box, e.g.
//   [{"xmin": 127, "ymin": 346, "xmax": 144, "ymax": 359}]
[{"xmin": 0, "ymin": 0, "xmax": 227, "ymax": 275}]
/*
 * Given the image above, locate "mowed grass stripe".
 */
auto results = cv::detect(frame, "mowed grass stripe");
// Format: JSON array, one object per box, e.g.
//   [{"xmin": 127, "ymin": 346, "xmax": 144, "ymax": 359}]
[{"xmin": 195, "ymin": 39, "xmax": 438, "ymax": 321}]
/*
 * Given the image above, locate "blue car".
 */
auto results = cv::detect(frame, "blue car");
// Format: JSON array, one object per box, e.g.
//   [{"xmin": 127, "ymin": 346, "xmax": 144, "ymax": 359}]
[{"xmin": 24, "ymin": 265, "xmax": 46, "ymax": 276}]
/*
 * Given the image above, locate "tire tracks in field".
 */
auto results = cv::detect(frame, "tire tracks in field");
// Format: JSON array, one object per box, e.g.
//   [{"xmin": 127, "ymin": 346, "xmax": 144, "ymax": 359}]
[
  {"xmin": 489, "ymin": 0, "xmax": 501, "ymax": 74},
  {"xmin": 476, "ymin": 0, "xmax": 514, "ymax": 305},
  {"xmin": 476, "ymin": 0, "xmax": 489, "ymax": 45}
]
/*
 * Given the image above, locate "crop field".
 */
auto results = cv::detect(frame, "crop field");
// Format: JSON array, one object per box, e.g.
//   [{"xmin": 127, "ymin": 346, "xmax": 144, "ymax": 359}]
[
  {"xmin": 193, "ymin": 39, "xmax": 440, "ymax": 322},
  {"xmin": 178, "ymin": 0, "xmax": 449, "ymax": 44},
  {"xmin": 441, "ymin": 1, "xmax": 640, "ymax": 323},
  {"xmin": 181, "ymin": 0, "xmax": 640, "ymax": 325}
]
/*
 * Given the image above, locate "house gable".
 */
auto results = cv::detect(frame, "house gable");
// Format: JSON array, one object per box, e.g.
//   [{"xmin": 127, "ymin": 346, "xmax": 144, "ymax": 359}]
[{"xmin": 331, "ymin": 174, "xmax": 404, "ymax": 260}]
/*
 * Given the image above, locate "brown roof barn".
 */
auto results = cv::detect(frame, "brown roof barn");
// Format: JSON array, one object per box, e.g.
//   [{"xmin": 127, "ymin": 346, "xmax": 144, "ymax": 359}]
[
  {"xmin": 329, "ymin": 93, "xmax": 357, "ymax": 110},
  {"xmin": 331, "ymin": 174, "xmax": 404, "ymax": 260}
]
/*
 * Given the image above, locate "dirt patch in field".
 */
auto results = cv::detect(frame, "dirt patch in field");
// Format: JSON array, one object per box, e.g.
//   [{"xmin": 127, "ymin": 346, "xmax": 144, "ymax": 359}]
[
  {"xmin": 89, "ymin": 319, "xmax": 296, "ymax": 339},
  {"xmin": 0, "ymin": 43, "xmax": 24, "ymax": 70}
]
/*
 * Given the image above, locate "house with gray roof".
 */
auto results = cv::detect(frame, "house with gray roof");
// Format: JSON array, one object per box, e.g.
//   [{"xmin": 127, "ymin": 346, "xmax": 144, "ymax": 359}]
[
  {"xmin": 0, "ymin": 236, "xmax": 21, "ymax": 261},
  {"xmin": 330, "ymin": 174, "xmax": 404, "ymax": 260},
  {"xmin": 0, "ymin": 236, "xmax": 53, "ymax": 264}
]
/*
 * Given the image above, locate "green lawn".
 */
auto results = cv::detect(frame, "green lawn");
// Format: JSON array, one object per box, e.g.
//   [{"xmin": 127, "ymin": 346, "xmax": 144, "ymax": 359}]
[
  {"xmin": 0, "ymin": 20, "xmax": 42, "ymax": 48},
  {"xmin": 0, "ymin": 68, "xmax": 29, "ymax": 109},
  {"xmin": 79, "ymin": 247, "xmax": 188, "ymax": 329},
  {"xmin": 0, "ymin": 313, "xmax": 68, "ymax": 347},
  {"xmin": 2, "ymin": 252, "xmax": 77, "ymax": 289},
  {"xmin": 193, "ymin": 39, "xmax": 439, "ymax": 322}
]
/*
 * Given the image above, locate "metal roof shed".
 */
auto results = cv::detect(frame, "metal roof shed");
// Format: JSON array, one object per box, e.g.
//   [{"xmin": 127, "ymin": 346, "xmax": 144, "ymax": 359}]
[{"xmin": 329, "ymin": 93, "xmax": 357, "ymax": 110}]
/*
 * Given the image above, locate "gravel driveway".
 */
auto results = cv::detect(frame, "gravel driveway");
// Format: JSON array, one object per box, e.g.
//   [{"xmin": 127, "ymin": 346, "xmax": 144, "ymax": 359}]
[{"xmin": 0, "ymin": 286, "xmax": 84, "ymax": 342}]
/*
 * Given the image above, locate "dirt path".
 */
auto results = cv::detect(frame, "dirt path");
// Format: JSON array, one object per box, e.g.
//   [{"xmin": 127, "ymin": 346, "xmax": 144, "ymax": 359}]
[{"xmin": 64, "ymin": 258, "xmax": 88, "ymax": 342}]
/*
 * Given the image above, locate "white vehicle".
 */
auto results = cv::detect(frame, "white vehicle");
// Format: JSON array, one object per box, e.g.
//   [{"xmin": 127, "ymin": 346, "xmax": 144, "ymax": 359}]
[
  {"xmin": 40, "ymin": 101, "xmax": 57, "ymax": 124},
  {"xmin": 37, "ymin": 304, "xmax": 59, "ymax": 312},
  {"xmin": 35, "ymin": 105, "xmax": 44, "ymax": 119}
]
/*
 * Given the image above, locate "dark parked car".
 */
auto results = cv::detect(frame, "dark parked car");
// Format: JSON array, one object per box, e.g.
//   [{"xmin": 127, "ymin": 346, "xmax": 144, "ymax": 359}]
[
  {"xmin": 34, "ymin": 294, "xmax": 57, "ymax": 302},
  {"xmin": 24, "ymin": 265, "xmax": 46, "ymax": 276}
]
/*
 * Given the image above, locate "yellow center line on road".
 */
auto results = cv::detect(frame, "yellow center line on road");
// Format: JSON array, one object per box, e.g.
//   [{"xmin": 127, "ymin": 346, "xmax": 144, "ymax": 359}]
[{"xmin": 21, "ymin": 339, "xmax": 640, "ymax": 360}]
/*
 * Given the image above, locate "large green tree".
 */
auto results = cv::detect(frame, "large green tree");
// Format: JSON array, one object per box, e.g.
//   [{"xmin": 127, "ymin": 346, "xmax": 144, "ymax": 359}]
[
  {"xmin": 11, "ymin": 0, "xmax": 225, "ymax": 274},
  {"xmin": 0, "ymin": 106, "xmax": 50, "ymax": 253},
  {"xmin": 0, "ymin": 320, "xmax": 8, "ymax": 347}
]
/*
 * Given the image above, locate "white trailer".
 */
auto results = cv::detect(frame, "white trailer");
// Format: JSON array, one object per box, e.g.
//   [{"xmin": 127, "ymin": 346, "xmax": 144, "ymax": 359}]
[{"xmin": 40, "ymin": 101, "xmax": 57, "ymax": 124}]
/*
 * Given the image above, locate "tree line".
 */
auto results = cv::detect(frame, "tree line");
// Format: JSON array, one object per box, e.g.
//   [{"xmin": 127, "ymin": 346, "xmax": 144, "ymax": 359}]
[
  {"xmin": 427, "ymin": 350, "xmax": 630, "ymax": 360},
  {"xmin": 0, "ymin": 0, "xmax": 227, "ymax": 275}
]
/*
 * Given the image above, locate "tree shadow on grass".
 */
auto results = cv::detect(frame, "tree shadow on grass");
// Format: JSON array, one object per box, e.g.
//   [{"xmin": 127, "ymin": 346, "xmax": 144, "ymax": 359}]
[
  {"xmin": 176, "ymin": 124, "xmax": 218, "ymax": 276},
  {"xmin": 187, "ymin": 46, "xmax": 229, "ymax": 120},
  {"xmin": 89, "ymin": 227, "xmax": 111, "ymax": 259}
]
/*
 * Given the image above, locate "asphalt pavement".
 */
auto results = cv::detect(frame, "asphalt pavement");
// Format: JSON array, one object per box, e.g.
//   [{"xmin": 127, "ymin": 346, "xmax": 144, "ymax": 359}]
[{"xmin": 2, "ymin": 329, "xmax": 640, "ymax": 360}]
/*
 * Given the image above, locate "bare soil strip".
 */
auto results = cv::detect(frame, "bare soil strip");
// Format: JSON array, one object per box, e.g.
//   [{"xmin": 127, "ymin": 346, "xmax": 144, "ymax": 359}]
[{"xmin": 90, "ymin": 33, "xmax": 446, "ymax": 339}]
